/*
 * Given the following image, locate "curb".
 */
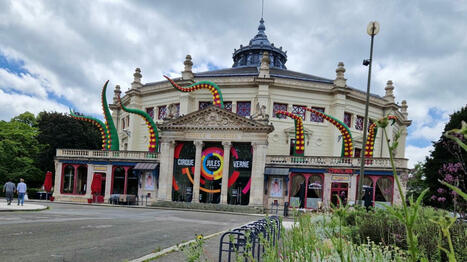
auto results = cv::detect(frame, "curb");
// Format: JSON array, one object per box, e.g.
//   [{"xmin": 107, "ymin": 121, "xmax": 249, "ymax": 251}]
[
  {"xmin": 129, "ymin": 230, "xmax": 226, "ymax": 262},
  {"xmin": 26, "ymin": 199, "xmax": 267, "ymax": 217}
]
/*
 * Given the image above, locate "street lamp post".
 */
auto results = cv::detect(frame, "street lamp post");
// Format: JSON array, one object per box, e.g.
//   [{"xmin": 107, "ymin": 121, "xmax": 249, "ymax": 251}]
[{"xmin": 356, "ymin": 21, "xmax": 380, "ymax": 205}]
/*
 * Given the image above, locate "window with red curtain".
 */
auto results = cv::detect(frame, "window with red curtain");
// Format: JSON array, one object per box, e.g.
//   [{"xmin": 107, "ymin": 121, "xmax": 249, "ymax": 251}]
[
  {"xmin": 310, "ymin": 107, "xmax": 325, "ymax": 122},
  {"xmin": 158, "ymin": 105, "xmax": 167, "ymax": 120},
  {"xmin": 199, "ymin": 101, "xmax": 211, "ymax": 110},
  {"xmin": 236, "ymin": 101, "xmax": 251, "ymax": 117},
  {"xmin": 273, "ymin": 103, "xmax": 288, "ymax": 119},
  {"xmin": 355, "ymin": 116, "xmax": 364, "ymax": 130},
  {"xmin": 292, "ymin": 105, "xmax": 306, "ymax": 120},
  {"xmin": 146, "ymin": 107, "xmax": 154, "ymax": 119},
  {"xmin": 344, "ymin": 112, "xmax": 352, "ymax": 127}
]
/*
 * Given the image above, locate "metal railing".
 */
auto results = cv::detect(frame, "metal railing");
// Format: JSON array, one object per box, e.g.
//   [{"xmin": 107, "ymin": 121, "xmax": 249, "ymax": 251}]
[
  {"xmin": 219, "ymin": 216, "xmax": 281, "ymax": 261},
  {"xmin": 56, "ymin": 149, "xmax": 159, "ymax": 160},
  {"xmin": 266, "ymin": 155, "xmax": 408, "ymax": 169}
]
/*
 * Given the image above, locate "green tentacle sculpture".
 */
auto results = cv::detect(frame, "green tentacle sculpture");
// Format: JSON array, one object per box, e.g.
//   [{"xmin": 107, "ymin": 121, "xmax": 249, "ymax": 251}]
[
  {"xmin": 117, "ymin": 94, "xmax": 159, "ymax": 152},
  {"xmin": 101, "ymin": 81, "xmax": 119, "ymax": 151}
]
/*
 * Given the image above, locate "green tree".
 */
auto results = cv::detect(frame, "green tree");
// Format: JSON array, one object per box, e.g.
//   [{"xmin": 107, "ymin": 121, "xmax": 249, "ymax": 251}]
[
  {"xmin": 11, "ymin": 111, "xmax": 37, "ymax": 127},
  {"xmin": 407, "ymin": 162, "xmax": 427, "ymax": 200},
  {"xmin": 423, "ymin": 106, "xmax": 467, "ymax": 210},
  {"xmin": 0, "ymin": 119, "xmax": 42, "ymax": 187},
  {"xmin": 36, "ymin": 111, "xmax": 101, "ymax": 174}
]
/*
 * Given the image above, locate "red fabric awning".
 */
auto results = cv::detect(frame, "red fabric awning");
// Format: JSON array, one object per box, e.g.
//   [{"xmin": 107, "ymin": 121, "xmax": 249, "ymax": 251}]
[
  {"xmin": 91, "ymin": 174, "xmax": 102, "ymax": 194},
  {"xmin": 43, "ymin": 171, "xmax": 53, "ymax": 192}
]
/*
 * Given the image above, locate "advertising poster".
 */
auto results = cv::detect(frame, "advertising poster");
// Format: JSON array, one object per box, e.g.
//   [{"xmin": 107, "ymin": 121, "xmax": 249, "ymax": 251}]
[
  {"xmin": 270, "ymin": 177, "xmax": 283, "ymax": 197},
  {"xmin": 145, "ymin": 172, "xmax": 155, "ymax": 190}
]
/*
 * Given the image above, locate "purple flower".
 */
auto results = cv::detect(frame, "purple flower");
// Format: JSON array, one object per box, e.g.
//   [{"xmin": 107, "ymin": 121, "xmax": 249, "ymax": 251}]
[
  {"xmin": 451, "ymin": 191, "xmax": 458, "ymax": 196},
  {"xmin": 437, "ymin": 197, "xmax": 446, "ymax": 202},
  {"xmin": 431, "ymin": 195, "xmax": 437, "ymax": 201},
  {"xmin": 444, "ymin": 174, "xmax": 454, "ymax": 183},
  {"xmin": 437, "ymin": 188, "xmax": 444, "ymax": 194}
]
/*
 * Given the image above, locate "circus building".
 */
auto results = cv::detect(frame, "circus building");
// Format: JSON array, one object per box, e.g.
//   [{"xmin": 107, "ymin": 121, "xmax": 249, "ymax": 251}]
[{"xmin": 53, "ymin": 19, "xmax": 411, "ymax": 210}]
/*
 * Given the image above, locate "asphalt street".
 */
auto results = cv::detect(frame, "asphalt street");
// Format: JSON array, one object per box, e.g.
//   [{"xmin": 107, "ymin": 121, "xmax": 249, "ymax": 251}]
[{"xmin": 0, "ymin": 202, "xmax": 258, "ymax": 262}]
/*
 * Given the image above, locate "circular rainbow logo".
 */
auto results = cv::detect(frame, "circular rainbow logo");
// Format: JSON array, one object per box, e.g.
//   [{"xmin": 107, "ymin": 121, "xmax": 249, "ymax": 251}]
[{"xmin": 201, "ymin": 147, "xmax": 224, "ymax": 180}]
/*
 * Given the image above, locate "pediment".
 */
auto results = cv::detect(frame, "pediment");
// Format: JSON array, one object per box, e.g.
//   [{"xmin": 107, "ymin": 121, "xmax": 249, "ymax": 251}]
[{"xmin": 159, "ymin": 105, "xmax": 274, "ymax": 132}]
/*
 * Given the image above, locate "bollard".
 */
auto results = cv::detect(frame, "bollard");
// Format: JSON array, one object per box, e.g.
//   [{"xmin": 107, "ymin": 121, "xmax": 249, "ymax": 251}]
[{"xmin": 283, "ymin": 202, "xmax": 289, "ymax": 217}]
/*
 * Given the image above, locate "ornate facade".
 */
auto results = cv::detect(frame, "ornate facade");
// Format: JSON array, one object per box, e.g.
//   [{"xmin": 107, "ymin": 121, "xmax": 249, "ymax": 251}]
[{"xmin": 53, "ymin": 19, "xmax": 411, "ymax": 210}]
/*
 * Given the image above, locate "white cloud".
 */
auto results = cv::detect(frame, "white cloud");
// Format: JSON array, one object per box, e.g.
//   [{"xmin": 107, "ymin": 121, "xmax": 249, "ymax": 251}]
[
  {"xmin": 0, "ymin": 89, "xmax": 68, "ymax": 120},
  {"xmin": 406, "ymin": 145, "xmax": 433, "ymax": 169}
]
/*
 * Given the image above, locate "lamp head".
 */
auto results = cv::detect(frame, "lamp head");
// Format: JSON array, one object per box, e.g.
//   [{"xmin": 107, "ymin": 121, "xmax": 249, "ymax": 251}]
[{"xmin": 367, "ymin": 21, "xmax": 380, "ymax": 36}]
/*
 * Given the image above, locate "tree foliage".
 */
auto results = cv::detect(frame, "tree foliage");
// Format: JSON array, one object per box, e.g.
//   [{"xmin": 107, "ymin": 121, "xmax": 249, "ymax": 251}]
[
  {"xmin": 0, "ymin": 120, "xmax": 42, "ymax": 187},
  {"xmin": 423, "ymin": 106, "xmax": 467, "ymax": 210},
  {"xmin": 36, "ymin": 111, "xmax": 101, "ymax": 174}
]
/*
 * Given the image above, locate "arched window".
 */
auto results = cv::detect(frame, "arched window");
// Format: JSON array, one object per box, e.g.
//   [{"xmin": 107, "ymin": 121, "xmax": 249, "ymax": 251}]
[
  {"xmin": 306, "ymin": 175, "xmax": 323, "ymax": 209},
  {"xmin": 76, "ymin": 166, "xmax": 87, "ymax": 195},
  {"xmin": 290, "ymin": 174, "xmax": 305, "ymax": 208},
  {"xmin": 375, "ymin": 177, "xmax": 393, "ymax": 203},
  {"xmin": 127, "ymin": 168, "xmax": 138, "ymax": 195},
  {"xmin": 113, "ymin": 167, "xmax": 125, "ymax": 194},
  {"xmin": 63, "ymin": 165, "xmax": 75, "ymax": 193}
]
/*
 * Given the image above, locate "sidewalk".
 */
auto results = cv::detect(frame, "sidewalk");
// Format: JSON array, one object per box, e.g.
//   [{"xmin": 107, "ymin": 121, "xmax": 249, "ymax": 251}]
[
  {"xmin": 0, "ymin": 200, "xmax": 47, "ymax": 211},
  {"xmin": 133, "ymin": 220, "xmax": 295, "ymax": 261}
]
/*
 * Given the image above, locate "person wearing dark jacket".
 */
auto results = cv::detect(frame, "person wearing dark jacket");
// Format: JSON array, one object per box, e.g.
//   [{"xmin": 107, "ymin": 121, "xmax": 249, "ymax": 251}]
[
  {"xmin": 364, "ymin": 188, "xmax": 373, "ymax": 211},
  {"xmin": 3, "ymin": 181, "xmax": 16, "ymax": 205}
]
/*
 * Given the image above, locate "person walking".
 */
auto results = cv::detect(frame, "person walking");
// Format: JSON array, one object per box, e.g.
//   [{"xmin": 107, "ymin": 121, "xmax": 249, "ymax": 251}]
[
  {"xmin": 17, "ymin": 178, "xmax": 27, "ymax": 206},
  {"xmin": 3, "ymin": 180, "xmax": 16, "ymax": 205}
]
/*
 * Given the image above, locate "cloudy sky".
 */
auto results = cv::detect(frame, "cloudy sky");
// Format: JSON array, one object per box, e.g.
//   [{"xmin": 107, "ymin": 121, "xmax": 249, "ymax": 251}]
[{"xmin": 1, "ymin": 0, "xmax": 466, "ymax": 167}]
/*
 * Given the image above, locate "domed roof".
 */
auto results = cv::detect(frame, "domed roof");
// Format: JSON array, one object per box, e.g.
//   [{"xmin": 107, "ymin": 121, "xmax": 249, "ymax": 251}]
[{"xmin": 232, "ymin": 19, "xmax": 287, "ymax": 69}]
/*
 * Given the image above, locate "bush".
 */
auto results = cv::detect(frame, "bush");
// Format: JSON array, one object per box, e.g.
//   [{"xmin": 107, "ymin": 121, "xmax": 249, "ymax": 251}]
[{"xmin": 343, "ymin": 206, "xmax": 466, "ymax": 261}]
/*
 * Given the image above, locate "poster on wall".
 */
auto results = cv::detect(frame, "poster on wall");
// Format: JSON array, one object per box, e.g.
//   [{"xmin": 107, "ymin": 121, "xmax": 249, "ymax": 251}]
[
  {"xmin": 270, "ymin": 178, "xmax": 283, "ymax": 197},
  {"xmin": 145, "ymin": 172, "xmax": 155, "ymax": 190}
]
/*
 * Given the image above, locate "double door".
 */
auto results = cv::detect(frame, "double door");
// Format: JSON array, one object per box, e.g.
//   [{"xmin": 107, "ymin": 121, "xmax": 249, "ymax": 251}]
[{"xmin": 330, "ymin": 182, "xmax": 348, "ymax": 207}]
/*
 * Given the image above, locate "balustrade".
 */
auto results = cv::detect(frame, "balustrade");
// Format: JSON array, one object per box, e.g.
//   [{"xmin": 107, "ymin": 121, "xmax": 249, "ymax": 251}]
[
  {"xmin": 266, "ymin": 155, "xmax": 407, "ymax": 169},
  {"xmin": 56, "ymin": 149, "xmax": 159, "ymax": 160}
]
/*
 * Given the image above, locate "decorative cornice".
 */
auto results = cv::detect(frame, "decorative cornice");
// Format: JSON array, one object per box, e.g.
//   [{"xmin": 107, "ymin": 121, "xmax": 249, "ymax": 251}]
[{"xmin": 159, "ymin": 105, "xmax": 274, "ymax": 133}]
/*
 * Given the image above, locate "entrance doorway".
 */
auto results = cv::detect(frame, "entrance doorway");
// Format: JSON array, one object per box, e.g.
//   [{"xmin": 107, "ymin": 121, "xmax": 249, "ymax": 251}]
[{"xmin": 330, "ymin": 182, "xmax": 348, "ymax": 207}]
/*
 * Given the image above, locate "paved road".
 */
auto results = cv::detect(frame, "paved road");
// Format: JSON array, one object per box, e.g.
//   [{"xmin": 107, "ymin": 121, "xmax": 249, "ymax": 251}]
[{"xmin": 0, "ymin": 202, "xmax": 258, "ymax": 262}]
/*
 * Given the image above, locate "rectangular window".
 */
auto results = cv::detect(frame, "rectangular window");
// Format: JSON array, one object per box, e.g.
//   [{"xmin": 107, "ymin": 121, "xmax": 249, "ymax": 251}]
[
  {"xmin": 122, "ymin": 117, "xmax": 125, "ymax": 129},
  {"xmin": 292, "ymin": 105, "xmax": 306, "ymax": 120},
  {"xmin": 199, "ymin": 101, "xmax": 212, "ymax": 110},
  {"xmin": 354, "ymin": 148, "xmax": 362, "ymax": 158},
  {"xmin": 344, "ymin": 112, "xmax": 352, "ymax": 127},
  {"xmin": 224, "ymin": 101, "xmax": 233, "ymax": 111},
  {"xmin": 126, "ymin": 116, "xmax": 130, "ymax": 127},
  {"xmin": 146, "ymin": 107, "xmax": 154, "ymax": 119},
  {"xmin": 158, "ymin": 105, "xmax": 167, "ymax": 120},
  {"xmin": 310, "ymin": 107, "xmax": 325, "ymax": 122},
  {"xmin": 236, "ymin": 101, "xmax": 251, "ymax": 117},
  {"xmin": 355, "ymin": 116, "xmax": 364, "ymax": 130},
  {"xmin": 289, "ymin": 139, "xmax": 296, "ymax": 155},
  {"xmin": 273, "ymin": 103, "xmax": 288, "ymax": 119}
]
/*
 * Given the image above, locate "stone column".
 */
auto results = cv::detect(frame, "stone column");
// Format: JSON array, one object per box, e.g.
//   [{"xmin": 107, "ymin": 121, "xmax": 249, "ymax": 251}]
[
  {"xmin": 53, "ymin": 160, "xmax": 62, "ymax": 198},
  {"xmin": 165, "ymin": 140, "xmax": 176, "ymax": 201},
  {"xmin": 157, "ymin": 140, "xmax": 175, "ymax": 201},
  {"xmin": 221, "ymin": 141, "xmax": 232, "ymax": 204},
  {"xmin": 104, "ymin": 165, "xmax": 112, "ymax": 200},
  {"xmin": 192, "ymin": 140, "xmax": 204, "ymax": 203},
  {"xmin": 85, "ymin": 164, "xmax": 93, "ymax": 198},
  {"xmin": 348, "ymin": 175, "xmax": 357, "ymax": 205},
  {"xmin": 249, "ymin": 141, "xmax": 268, "ymax": 206},
  {"xmin": 322, "ymin": 174, "xmax": 332, "ymax": 208}
]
